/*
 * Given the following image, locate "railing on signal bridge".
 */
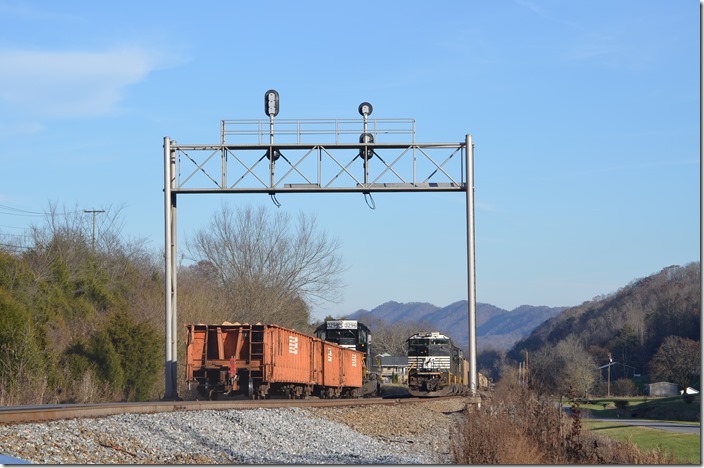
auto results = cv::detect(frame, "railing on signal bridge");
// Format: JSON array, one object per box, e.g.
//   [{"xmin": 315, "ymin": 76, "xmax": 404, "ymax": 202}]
[{"xmin": 220, "ymin": 118, "xmax": 416, "ymax": 145}]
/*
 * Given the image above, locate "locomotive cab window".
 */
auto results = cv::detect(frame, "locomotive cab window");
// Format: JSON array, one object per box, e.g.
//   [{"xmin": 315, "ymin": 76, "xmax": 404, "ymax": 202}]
[
  {"xmin": 407, "ymin": 339, "xmax": 429, "ymax": 355},
  {"xmin": 428, "ymin": 339, "xmax": 449, "ymax": 353},
  {"xmin": 358, "ymin": 329, "xmax": 367, "ymax": 345},
  {"xmin": 326, "ymin": 329, "xmax": 357, "ymax": 347}
]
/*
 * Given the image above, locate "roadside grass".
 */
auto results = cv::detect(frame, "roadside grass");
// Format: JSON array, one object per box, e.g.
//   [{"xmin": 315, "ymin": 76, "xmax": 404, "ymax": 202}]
[
  {"xmin": 563, "ymin": 395, "xmax": 700, "ymax": 464},
  {"xmin": 564, "ymin": 395, "xmax": 700, "ymax": 421},
  {"xmin": 583, "ymin": 420, "xmax": 700, "ymax": 464}
]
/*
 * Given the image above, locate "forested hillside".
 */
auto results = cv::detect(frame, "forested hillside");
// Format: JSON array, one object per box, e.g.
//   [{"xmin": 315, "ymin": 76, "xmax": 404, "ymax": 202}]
[
  {"xmin": 504, "ymin": 263, "xmax": 700, "ymax": 397},
  {"xmin": 0, "ymin": 205, "xmax": 329, "ymax": 406}
]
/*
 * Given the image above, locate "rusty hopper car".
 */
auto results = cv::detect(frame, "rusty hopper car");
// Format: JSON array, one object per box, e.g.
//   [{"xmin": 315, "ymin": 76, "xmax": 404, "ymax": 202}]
[
  {"xmin": 406, "ymin": 331, "xmax": 470, "ymax": 397},
  {"xmin": 185, "ymin": 322, "xmax": 364, "ymax": 400}
]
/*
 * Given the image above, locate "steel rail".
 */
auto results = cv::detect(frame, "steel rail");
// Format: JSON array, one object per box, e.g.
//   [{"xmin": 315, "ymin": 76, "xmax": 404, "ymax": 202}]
[{"xmin": 0, "ymin": 396, "xmax": 457, "ymax": 425}]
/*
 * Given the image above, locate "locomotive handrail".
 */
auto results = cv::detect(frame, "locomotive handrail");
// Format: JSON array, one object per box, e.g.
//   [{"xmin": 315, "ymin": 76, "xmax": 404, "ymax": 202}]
[{"xmin": 406, "ymin": 362, "xmax": 418, "ymax": 382}]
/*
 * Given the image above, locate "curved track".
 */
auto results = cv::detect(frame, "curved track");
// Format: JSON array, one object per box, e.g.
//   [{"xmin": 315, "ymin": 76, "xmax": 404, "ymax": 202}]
[{"xmin": 0, "ymin": 396, "xmax": 453, "ymax": 425}]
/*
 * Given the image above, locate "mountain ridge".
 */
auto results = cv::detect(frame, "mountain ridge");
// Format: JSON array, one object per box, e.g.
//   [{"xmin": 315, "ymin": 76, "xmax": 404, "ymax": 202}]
[{"xmin": 345, "ymin": 300, "xmax": 567, "ymax": 351}]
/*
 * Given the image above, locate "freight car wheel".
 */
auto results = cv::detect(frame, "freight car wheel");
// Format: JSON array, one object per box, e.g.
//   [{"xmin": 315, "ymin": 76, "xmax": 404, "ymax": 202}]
[{"xmin": 247, "ymin": 379, "xmax": 255, "ymax": 400}]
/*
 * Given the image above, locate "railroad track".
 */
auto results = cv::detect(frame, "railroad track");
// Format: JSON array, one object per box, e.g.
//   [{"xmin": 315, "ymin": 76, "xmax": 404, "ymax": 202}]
[{"xmin": 0, "ymin": 395, "xmax": 446, "ymax": 425}]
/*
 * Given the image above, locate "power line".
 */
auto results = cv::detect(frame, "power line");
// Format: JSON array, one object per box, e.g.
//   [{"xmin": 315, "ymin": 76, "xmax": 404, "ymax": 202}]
[
  {"xmin": 0, "ymin": 224, "xmax": 31, "ymax": 231},
  {"xmin": 0, "ymin": 204, "xmax": 84, "ymax": 217},
  {"xmin": 0, "ymin": 242, "xmax": 31, "ymax": 251},
  {"xmin": 0, "ymin": 205, "xmax": 44, "ymax": 217}
]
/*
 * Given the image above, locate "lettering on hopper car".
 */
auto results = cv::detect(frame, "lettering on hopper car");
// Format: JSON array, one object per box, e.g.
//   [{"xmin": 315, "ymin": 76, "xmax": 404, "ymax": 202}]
[
  {"xmin": 327, "ymin": 348, "xmax": 333, "ymax": 362},
  {"xmin": 351, "ymin": 353, "xmax": 357, "ymax": 367},
  {"xmin": 289, "ymin": 336, "xmax": 298, "ymax": 354}
]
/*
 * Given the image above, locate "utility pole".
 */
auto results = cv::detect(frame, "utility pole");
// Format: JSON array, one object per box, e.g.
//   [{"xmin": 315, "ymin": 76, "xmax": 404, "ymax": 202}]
[
  {"xmin": 84, "ymin": 209, "xmax": 105, "ymax": 252},
  {"xmin": 525, "ymin": 350, "xmax": 529, "ymax": 385},
  {"xmin": 607, "ymin": 352, "xmax": 613, "ymax": 398}
]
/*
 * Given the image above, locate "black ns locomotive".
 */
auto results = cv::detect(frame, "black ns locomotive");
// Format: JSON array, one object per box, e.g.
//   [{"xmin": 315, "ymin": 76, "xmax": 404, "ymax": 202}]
[
  {"xmin": 406, "ymin": 331, "xmax": 469, "ymax": 397},
  {"xmin": 315, "ymin": 319, "xmax": 381, "ymax": 397}
]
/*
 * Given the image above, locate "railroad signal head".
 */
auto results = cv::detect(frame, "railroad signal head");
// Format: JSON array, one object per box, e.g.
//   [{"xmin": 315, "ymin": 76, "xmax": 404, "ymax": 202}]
[
  {"xmin": 359, "ymin": 132, "xmax": 374, "ymax": 160},
  {"xmin": 358, "ymin": 102, "xmax": 373, "ymax": 117},
  {"xmin": 266, "ymin": 148, "xmax": 281, "ymax": 161},
  {"xmin": 265, "ymin": 89, "xmax": 280, "ymax": 117}
]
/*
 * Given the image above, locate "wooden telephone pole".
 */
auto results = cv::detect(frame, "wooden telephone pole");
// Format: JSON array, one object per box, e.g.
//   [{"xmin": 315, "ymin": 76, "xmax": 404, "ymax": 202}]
[{"xmin": 84, "ymin": 209, "xmax": 105, "ymax": 251}]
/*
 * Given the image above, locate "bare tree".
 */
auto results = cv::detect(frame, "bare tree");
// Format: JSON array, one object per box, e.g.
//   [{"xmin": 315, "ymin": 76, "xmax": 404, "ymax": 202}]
[
  {"xmin": 554, "ymin": 335, "xmax": 597, "ymax": 398},
  {"xmin": 525, "ymin": 346, "xmax": 558, "ymax": 393},
  {"xmin": 185, "ymin": 204, "xmax": 345, "ymax": 327},
  {"xmin": 648, "ymin": 335, "xmax": 700, "ymax": 395},
  {"xmin": 26, "ymin": 201, "xmax": 150, "ymax": 285},
  {"xmin": 361, "ymin": 316, "xmax": 427, "ymax": 356},
  {"xmin": 527, "ymin": 335, "xmax": 597, "ymax": 398},
  {"xmin": 177, "ymin": 260, "xmax": 229, "ymax": 326}
]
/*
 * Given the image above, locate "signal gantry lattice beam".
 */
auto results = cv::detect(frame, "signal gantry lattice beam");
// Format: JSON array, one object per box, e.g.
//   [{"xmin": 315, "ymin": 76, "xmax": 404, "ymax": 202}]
[{"xmin": 167, "ymin": 118, "xmax": 465, "ymax": 194}]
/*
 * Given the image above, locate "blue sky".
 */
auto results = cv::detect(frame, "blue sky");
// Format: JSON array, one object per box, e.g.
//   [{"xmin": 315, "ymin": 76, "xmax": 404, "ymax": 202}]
[{"xmin": 0, "ymin": 1, "xmax": 699, "ymax": 321}]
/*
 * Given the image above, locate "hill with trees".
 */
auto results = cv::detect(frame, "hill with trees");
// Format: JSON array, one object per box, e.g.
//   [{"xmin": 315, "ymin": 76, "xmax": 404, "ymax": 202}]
[
  {"xmin": 343, "ymin": 263, "xmax": 700, "ymax": 400},
  {"xmin": 503, "ymin": 263, "xmax": 700, "ymax": 397}
]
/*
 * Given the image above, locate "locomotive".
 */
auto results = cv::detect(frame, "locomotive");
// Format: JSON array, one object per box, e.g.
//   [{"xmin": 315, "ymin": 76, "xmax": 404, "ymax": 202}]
[
  {"xmin": 185, "ymin": 322, "xmax": 364, "ymax": 400},
  {"xmin": 406, "ymin": 331, "xmax": 470, "ymax": 397},
  {"xmin": 314, "ymin": 319, "xmax": 381, "ymax": 397}
]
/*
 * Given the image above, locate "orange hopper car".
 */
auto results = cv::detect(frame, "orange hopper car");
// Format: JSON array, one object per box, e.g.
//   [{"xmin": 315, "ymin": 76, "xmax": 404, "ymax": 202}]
[{"xmin": 185, "ymin": 322, "xmax": 364, "ymax": 400}]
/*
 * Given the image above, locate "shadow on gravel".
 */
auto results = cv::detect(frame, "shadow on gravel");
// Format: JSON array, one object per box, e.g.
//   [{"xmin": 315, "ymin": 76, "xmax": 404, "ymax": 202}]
[{"xmin": 380, "ymin": 385, "xmax": 413, "ymax": 399}]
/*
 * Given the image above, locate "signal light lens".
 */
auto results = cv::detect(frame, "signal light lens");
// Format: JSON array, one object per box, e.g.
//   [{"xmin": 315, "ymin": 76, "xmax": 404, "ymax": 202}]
[{"xmin": 264, "ymin": 89, "xmax": 279, "ymax": 117}]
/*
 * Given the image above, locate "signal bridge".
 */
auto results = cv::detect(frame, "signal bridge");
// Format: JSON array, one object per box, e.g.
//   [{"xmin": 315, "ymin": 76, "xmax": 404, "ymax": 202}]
[
  {"xmin": 163, "ymin": 92, "xmax": 476, "ymax": 402},
  {"xmin": 166, "ymin": 116, "xmax": 467, "ymax": 194}
]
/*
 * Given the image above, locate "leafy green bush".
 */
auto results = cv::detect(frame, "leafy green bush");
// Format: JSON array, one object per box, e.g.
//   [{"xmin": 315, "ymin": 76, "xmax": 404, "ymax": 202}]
[
  {"xmin": 0, "ymin": 289, "xmax": 45, "ymax": 400},
  {"xmin": 63, "ymin": 311, "xmax": 162, "ymax": 401},
  {"xmin": 614, "ymin": 399, "xmax": 630, "ymax": 409}
]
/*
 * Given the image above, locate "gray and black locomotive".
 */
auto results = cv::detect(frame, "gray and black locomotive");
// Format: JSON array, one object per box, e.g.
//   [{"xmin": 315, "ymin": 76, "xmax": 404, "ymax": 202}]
[
  {"xmin": 406, "ymin": 331, "xmax": 470, "ymax": 397},
  {"xmin": 314, "ymin": 319, "xmax": 381, "ymax": 397}
]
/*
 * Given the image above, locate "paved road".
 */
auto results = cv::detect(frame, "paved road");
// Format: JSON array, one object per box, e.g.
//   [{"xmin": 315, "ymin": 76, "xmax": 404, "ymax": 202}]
[
  {"xmin": 0, "ymin": 453, "xmax": 32, "ymax": 464},
  {"xmin": 588, "ymin": 418, "xmax": 700, "ymax": 435}
]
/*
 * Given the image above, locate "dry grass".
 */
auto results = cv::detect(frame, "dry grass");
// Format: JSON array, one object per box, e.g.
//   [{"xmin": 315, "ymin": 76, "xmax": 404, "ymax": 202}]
[{"xmin": 451, "ymin": 381, "xmax": 677, "ymax": 464}]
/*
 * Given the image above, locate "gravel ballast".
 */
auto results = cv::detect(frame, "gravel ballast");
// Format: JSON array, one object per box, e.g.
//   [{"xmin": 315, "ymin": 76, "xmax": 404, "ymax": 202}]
[{"xmin": 0, "ymin": 398, "xmax": 467, "ymax": 464}]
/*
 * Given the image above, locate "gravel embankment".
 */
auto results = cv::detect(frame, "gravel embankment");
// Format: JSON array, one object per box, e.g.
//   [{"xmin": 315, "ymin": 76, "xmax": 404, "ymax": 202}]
[{"xmin": 0, "ymin": 398, "xmax": 468, "ymax": 464}]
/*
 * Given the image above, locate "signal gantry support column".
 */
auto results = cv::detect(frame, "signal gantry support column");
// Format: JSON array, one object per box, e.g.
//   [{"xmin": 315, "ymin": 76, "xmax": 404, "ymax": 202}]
[
  {"xmin": 163, "ymin": 136, "xmax": 178, "ymax": 400},
  {"xmin": 465, "ymin": 134, "xmax": 477, "ymax": 396}
]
